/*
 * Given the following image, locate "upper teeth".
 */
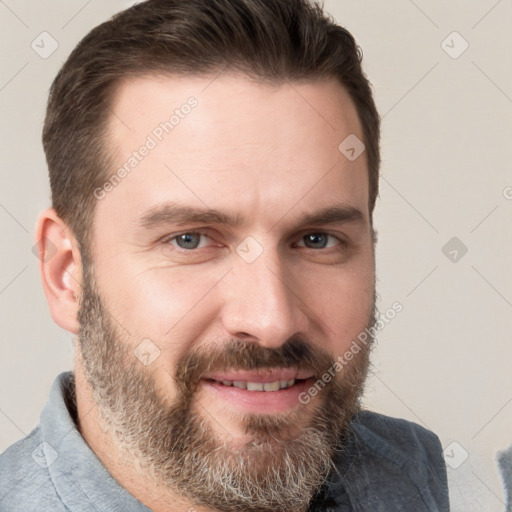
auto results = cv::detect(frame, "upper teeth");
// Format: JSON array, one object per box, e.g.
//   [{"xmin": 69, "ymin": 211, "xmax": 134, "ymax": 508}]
[{"xmin": 219, "ymin": 379, "xmax": 296, "ymax": 391}]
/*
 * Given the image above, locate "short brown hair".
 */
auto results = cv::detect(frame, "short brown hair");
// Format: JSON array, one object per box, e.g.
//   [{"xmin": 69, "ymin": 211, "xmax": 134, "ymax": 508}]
[{"xmin": 43, "ymin": 0, "xmax": 380, "ymax": 254}]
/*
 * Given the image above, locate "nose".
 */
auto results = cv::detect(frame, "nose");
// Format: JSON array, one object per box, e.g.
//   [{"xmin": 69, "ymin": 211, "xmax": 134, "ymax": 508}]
[{"xmin": 219, "ymin": 249, "xmax": 310, "ymax": 349}]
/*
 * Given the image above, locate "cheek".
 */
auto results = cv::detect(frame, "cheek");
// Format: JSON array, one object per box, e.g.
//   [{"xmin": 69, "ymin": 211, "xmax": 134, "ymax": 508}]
[
  {"xmin": 305, "ymin": 261, "xmax": 375, "ymax": 353},
  {"xmin": 100, "ymin": 263, "xmax": 225, "ymax": 349}
]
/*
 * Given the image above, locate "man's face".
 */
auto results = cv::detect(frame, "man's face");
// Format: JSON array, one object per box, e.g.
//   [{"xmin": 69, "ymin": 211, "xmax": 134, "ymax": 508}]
[{"xmin": 77, "ymin": 74, "xmax": 376, "ymax": 511}]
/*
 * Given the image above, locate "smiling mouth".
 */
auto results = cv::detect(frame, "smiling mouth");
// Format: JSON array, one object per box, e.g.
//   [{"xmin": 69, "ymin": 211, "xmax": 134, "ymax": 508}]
[
  {"xmin": 204, "ymin": 378, "xmax": 307, "ymax": 391},
  {"xmin": 199, "ymin": 373, "xmax": 316, "ymax": 414}
]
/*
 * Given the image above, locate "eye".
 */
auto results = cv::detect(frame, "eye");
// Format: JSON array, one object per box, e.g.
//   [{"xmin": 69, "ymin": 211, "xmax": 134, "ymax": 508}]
[
  {"xmin": 296, "ymin": 232, "xmax": 342, "ymax": 250},
  {"xmin": 168, "ymin": 232, "xmax": 212, "ymax": 250}
]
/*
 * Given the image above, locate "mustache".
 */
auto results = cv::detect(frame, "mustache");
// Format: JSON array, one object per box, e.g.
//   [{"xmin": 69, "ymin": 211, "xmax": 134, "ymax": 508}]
[{"xmin": 173, "ymin": 336, "xmax": 335, "ymax": 395}]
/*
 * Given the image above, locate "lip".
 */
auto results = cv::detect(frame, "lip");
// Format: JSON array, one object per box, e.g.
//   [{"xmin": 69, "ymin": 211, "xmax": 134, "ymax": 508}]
[
  {"xmin": 203, "ymin": 368, "xmax": 314, "ymax": 383},
  {"xmin": 200, "ymin": 377, "xmax": 315, "ymax": 414}
]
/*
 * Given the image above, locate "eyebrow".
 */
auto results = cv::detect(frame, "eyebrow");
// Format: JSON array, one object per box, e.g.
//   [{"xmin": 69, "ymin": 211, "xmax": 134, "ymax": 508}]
[
  {"xmin": 138, "ymin": 201, "xmax": 366, "ymax": 231},
  {"xmin": 139, "ymin": 202, "xmax": 244, "ymax": 229},
  {"xmin": 289, "ymin": 204, "xmax": 365, "ymax": 229}
]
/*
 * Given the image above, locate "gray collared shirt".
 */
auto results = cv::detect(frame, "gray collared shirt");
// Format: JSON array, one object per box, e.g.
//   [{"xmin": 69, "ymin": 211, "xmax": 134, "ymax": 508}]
[{"xmin": 0, "ymin": 372, "xmax": 450, "ymax": 511}]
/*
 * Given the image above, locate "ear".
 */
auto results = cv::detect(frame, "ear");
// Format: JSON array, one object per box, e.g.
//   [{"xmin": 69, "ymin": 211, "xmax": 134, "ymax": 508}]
[{"xmin": 34, "ymin": 208, "xmax": 83, "ymax": 334}]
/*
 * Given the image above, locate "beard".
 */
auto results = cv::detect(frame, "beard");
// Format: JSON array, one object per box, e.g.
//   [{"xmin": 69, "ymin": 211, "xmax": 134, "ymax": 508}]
[{"xmin": 76, "ymin": 260, "xmax": 376, "ymax": 512}]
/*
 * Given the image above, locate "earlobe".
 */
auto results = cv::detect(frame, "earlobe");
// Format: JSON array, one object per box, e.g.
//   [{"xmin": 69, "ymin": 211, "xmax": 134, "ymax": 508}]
[{"xmin": 35, "ymin": 208, "xmax": 83, "ymax": 334}]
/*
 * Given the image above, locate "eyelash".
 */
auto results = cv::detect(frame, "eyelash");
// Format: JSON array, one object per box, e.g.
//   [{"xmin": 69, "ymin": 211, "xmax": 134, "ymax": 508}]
[{"xmin": 162, "ymin": 230, "xmax": 346, "ymax": 252}]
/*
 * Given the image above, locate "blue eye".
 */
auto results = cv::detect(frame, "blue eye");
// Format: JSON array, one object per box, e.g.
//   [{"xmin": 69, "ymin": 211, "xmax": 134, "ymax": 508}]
[
  {"xmin": 299, "ymin": 233, "xmax": 340, "ymax": 249},
  {"xmin": 171, "ymin": 232, "xmax": 209, "ymax": 250}
]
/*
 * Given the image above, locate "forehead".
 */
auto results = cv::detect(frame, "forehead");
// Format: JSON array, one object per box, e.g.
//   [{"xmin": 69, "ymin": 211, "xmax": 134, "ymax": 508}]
[
  {"xmin": 108, "ymin": 72, "xmax": 363, "ymax": 154},
  {"xmin": 99, "ymin": 73, "xmax": 369, "ymax": 232}
]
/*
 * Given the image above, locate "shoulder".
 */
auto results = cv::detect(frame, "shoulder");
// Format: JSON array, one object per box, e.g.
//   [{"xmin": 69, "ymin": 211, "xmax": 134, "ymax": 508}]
[
  {"xmin": 498, "ymin": 445, "xmax": 512, "ymax": 511},
  {"xmin": 0, "ymin": 426, "xmax": 66, "ymax": 511},
  {"xmin": 332, "ymin": 410, "xmax": 450, "ymax": 512},
  {"xmin": 352, "ymin": 410, "xmax": 445, "ymax": 462}
]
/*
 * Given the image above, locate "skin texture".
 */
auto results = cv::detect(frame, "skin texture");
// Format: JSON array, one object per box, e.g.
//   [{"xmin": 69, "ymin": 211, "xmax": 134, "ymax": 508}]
[{"xmin": 36, "ymin": 73, "xmax": 376, "ymax": 512}]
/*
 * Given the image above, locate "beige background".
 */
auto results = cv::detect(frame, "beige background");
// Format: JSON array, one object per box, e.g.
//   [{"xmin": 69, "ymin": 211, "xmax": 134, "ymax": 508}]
[{"xmin": 1, "ymin": 1, "xmax": 511, "ymax": 510}]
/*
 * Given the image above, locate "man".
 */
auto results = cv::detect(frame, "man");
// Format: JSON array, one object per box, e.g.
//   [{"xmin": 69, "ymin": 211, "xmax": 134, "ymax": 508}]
[{"xmin": 0, "ymin": 0, "xmax": 449, "ymax": 510}]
